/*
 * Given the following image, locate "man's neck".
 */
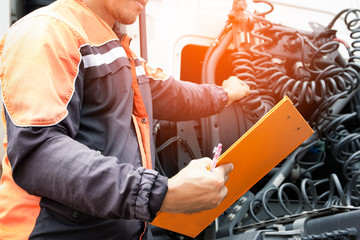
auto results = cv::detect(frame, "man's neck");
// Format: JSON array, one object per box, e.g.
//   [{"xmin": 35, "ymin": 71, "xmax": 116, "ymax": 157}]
[{"xmin": 82, "ymin": 0, "xmax": 115, "ymax": 28}]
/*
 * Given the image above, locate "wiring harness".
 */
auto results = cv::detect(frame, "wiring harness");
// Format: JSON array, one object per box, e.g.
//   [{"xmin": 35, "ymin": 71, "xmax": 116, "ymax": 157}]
[
  {"xmin": 225, "ymin": 0, "xmax": 360, "ymax": 231},
  {"xmin": 153, "ymin": 0, "xmax": 360, "ymax": 239}
]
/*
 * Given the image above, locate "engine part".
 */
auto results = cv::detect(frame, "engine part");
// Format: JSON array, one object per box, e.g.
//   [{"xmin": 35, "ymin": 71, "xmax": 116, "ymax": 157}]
[{"xmin": 154, "ymin": 0, "xmax": 360, "ymax": 239}]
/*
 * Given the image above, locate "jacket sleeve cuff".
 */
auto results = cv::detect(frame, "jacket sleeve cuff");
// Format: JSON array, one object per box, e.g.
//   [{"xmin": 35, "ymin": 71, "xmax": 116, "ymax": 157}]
[
  {"xmin": 214, "ymin": 85, "xmax": 229, "ymax": 110},
  {"xmin": 134, "ymin": 169, "xmax": 168, "ymax": 222}
]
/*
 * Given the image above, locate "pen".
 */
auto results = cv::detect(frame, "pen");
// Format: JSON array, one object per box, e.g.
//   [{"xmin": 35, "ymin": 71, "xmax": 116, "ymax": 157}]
[{"xmin": 210, "ymin": 143, "xmax": 222, "ymax": 172}]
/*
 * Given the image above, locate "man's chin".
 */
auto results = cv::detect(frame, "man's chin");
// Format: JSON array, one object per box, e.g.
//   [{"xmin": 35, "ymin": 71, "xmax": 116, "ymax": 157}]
[{"xmin": 117, "ymin": 16, "xmax": 139, "ymax": 25}]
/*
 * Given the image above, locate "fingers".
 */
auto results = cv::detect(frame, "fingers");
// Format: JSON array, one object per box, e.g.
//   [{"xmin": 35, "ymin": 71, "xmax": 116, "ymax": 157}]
[
  {"xmin": 218, "ymin": 185, "xmax": 229, "ymax": 205},
  {"xmin": 216, "ymin": 163, "xmax": 233, "ymax": 184},
  {"xmin": 222, "ymin": 76, "xmax": 250, "ymax": 105},
  {"xmin": 192, "ymin": 158, "xmax": 233, "ymax": 177},
  {"xmin": 160, "ymin": 158, "xmax": 233, "ymax": 213},
  {"xmin": 215, "ymin": 178, "xmax": 229, "ymax": 206},
  {"xmin": 225, "ymin": 76, "xmax": 248, "ymax": 88},
  {"xmin": 187, "ymin": 157, "xmax": 212, "ymax": 169},
  {"xmin": 214, "ymin": 163, "xmax": 233, "ymax": 176},
  {"xmin": 202, "ymin": 157, "xmax": 213, "ymax": 168},
  {"xmin": 213, "ymin": 163, "xmax": 233, "ymax": 202},
  {"xmin": 214, "ymin": 163, "xmax": 232, "ymax": 201},
  {"xmin": 224, "ymin": 173, "xmax": 229, "ymax": 183}
]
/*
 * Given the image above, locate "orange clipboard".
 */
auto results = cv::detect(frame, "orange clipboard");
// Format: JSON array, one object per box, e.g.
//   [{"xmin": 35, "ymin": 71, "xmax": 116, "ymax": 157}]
[{"xmin": 151, "ymin": 96, "xmax": 314, "ymax": 238}]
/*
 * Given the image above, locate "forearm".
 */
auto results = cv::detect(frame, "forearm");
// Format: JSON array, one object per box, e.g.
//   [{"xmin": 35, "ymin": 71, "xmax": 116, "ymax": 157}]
[
  {"xmin": 151, "ymin": 77, "xmax": 228, "ymax": 121},
  {"xmin": 7, "ymin": 122, "xmax": 167, "ymax": 221}
]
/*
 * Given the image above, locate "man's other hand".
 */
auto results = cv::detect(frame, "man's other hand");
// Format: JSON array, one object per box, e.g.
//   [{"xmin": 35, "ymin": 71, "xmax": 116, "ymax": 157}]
[
  {"xmin": 222, "ymin": 76, "xmax": 250, "ymax": 106},
  {"xmin": 160, "ymin": 158, "xmax": 233, "ymax": 213}
]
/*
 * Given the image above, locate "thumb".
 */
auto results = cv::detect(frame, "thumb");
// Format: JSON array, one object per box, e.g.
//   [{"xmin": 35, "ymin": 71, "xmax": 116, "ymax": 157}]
[{"xmin": 213, "ymin": 163, "xmax": 234, "ymax": 176}]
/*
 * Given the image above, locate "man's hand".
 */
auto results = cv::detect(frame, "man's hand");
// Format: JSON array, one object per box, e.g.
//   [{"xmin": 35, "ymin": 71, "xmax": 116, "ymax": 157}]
[
  {"xmin": 160, "ymin": 158, "xmax": 233, "ymax": 213},
  {"xmin": 222, "ymin": 76, "xmax": 250, "ymax": 106}
]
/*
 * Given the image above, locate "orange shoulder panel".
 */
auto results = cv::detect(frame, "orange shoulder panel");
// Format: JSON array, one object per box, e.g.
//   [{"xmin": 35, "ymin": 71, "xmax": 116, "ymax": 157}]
[
  {"xmin": 0, "ymin": 0, "xmax": 122, "ymax": 127},
  {"xmin": 0, "ymin": 16, "xmax": 81, "ymax": 127}
]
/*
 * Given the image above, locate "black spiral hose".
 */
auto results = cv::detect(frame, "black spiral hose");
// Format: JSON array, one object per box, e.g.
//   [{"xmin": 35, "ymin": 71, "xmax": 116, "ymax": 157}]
[
  {"xmin": 345, "ymin": 9, "xmax": 360, "ymax": 64},
  {"xmin": 248, "ymin": 173, "xmax": 351, "ymax": 223},
  {"xmin": 239, "ymin": 7, "xmax": 360, "ymax": 224},
  {"xmin": 230, "ymin": 0, "xmax": 276, "ymax": 123},
  {"xmin": 271, "ymin": 35, "xmax": 360, "ymax": 107},
  {"xmin": 263, "ymin": 8, "xmax": 360, "ymax": 109},
  {"xmin": 320, "ymin": 112, "xmax": 360, "ymax": 206},
  {"xmin": 248, "ymin": 102, "xmax": 360, "ymax": 221},
  {"xmin": 309, "ymin": 92, "xmax": 349, "ymax": 135},
  {"xmin": 231, "ymin": 51, "xmax": 275, "ymax": 122},
  {"xmin": 250, "ymin": 0, "xmax": 274, "ymax": 57}
]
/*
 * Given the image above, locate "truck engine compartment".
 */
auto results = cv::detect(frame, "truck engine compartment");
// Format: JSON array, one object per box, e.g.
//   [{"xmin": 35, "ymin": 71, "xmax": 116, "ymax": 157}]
[{"xmin": 152, "ymin": 0, "xmax": 360, "ymax": 239}]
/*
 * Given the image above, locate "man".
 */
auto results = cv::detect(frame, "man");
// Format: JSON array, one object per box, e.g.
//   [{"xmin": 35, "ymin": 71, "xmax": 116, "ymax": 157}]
[{"xmin": 0, "ymin": 0, "xmax": 250, "ymax": 239}]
